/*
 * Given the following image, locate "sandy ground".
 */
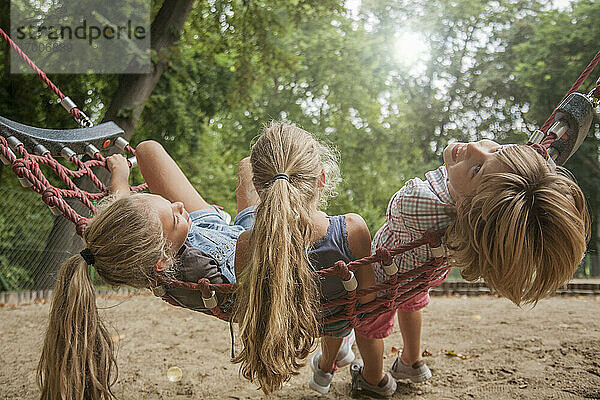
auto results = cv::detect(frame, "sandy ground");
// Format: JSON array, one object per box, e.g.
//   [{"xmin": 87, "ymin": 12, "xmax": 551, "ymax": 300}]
[{"xmin": 1, "ymin": 293, "xmax": 599, "ymax": 400}]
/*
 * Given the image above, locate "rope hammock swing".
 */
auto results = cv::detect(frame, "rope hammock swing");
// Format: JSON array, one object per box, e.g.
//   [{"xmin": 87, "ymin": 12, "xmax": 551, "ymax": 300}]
[{"xmin": 1, "ymin": 27, "xmax": 599, "ymax": 329}]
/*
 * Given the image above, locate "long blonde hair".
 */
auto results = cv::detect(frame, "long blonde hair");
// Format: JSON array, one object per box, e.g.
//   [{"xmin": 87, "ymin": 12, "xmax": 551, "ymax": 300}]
[
  {"xmin": 233, "ymin": 122, "xmax": 339, "ymax": 394},
  {"xmin": 38, "ymin": 194, "xmax": 169, "ymax": 400},
  {"xmin": 446, "ymin": 145, "xmax": 590, "ymax": 305}
]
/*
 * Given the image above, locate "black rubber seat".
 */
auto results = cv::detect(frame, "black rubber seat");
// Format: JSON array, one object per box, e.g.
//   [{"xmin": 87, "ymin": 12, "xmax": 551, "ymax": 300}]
[{"xmin": 0, "ymin": 116, "xmax": 124, "ymax": 156}]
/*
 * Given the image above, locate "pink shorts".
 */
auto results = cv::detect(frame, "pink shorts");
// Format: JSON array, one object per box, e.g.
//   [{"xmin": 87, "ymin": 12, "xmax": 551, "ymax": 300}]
[{"xmin": 355, "ymin": 290, "xmax": 430, "ymax": 339}]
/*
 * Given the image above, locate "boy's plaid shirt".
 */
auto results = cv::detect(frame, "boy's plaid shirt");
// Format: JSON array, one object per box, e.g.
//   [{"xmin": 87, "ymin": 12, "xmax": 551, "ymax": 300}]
[{"xmin": 372, "ymin": 166, "xmax": 455, "ymax": 283}]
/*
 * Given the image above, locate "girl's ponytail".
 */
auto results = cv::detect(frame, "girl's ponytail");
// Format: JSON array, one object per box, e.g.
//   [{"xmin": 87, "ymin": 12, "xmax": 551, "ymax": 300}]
[
  {"xmin": 38, "ymin": 255, "xmax": 117, "ymax": 400},
  {"xmin": 37, "ymin": 194, "xmax": 168, "ymax": 399},
  {"xmin": 234, "ymin": 122, "xmax": 339, "ymax": 394},
  {"xmin": 234, "ymin": 177, "xmax": 319, "ymax": 394}
]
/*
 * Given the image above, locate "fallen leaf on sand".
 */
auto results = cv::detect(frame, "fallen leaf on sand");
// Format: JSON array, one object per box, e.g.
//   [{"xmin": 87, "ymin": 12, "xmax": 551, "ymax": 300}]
[
  {"xmin": 443, "ymin": 349, "xmax": 478, "ymax": 360},
  {"xmin": 390, "ymin": 346, "xmax": 402, "ymax": 356},
  {"xmin": 422, "ymin": 349, "xmax": 432, "ymax": 357}
]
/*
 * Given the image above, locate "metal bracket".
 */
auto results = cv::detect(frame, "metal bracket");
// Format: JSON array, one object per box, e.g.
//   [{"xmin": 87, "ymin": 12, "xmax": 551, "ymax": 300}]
[{"xmin": 547, "ymin": 92, "xmax": 594, "ymax": 165}]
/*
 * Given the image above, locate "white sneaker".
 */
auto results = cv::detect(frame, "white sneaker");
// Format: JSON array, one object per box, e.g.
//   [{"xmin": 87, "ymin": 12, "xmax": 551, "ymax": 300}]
[
  {"xmin": 351, "ymin": 359, "xmax": 397, "ymax": 397},
  {"xmin": 389, "ymin": 351, "xmax": 432, "ymax": 382},
  {"xmin": 309, "ymin": 352, "xmax": 334, "ymax": 394},
  {"xmin": 335, "ymin": 329, "xmax": 356, "ymax": 367}
]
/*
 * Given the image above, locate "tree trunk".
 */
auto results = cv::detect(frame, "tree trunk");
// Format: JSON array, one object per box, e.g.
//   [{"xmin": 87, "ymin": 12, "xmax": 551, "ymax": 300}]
[
  {"xmin": 102, "ymin": 0, "xmax": 196, "ymax": 136},
  {"xmin": 35, "ymin": 0, "xmax": 196, "ymax": 289}
]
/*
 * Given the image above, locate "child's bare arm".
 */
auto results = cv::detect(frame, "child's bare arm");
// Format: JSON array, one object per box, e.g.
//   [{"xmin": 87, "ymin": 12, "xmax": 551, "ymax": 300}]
[
  {"xmin": 135, "ymin": 140, "xmax": 210, "ymax": 212},
  {"xmin": 231, "ymin": 230, "xmax": 252, "ymax": 323},
  {"xmin": 345, "ymin": 213, "xmax": 377, "ymax": 304},
  {"xmin": 234, "ymin": 230, "xmax": 251, "ymax": 280},
  {"xmin": 106, "ymin": 154, "xmax": 130, "ymax": 196}
]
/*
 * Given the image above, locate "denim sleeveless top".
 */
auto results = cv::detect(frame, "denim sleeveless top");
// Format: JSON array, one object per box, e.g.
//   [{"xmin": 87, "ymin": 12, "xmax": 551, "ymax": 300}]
[
  {"xmin": 309, "ymin": 214, "xmax": 355, "ymax": 302},
  {"xmin": 160, "ymin": 207, "xmax": 256, "ymax": 313}
]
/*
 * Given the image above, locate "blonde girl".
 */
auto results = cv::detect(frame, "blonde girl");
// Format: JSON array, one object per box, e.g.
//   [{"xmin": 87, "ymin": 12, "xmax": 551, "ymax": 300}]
[
  {"xmin": 233, "ymin": 122, "xmax": 396, "ymax": 396},
  {"xmin": 38, "ymin": 140, "xmax": 260, "ymax": 399}
]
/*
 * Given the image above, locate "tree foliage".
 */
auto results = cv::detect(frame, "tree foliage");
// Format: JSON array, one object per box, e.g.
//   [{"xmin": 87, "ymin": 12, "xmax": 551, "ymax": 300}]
[{"xmin": 2, "ymin": 0, "xmax": 600, "ymax": 288}]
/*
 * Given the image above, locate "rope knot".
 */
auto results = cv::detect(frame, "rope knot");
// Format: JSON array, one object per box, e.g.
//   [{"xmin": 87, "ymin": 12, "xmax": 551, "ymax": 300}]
[
  {"xmin": 332, "ymin": 260, "xmax": 351, "ymax": 281},
  {"xmin": 12, "ymin": 160, "xmax": 28, "ymax": 176},
  {"xmin": 528, "ymin": 143, "xmax": 550, "ymax": 160},
  {"xmin": 42, "ymin": 187, "xmax": 60, "ymax": 206},
  {"xmin": 198, "ymin": 278, "xmax": 218, "ymax": 309},
  {"xmin": 198, "ymin": 278, "xmax": 212, "ymax": 298},
  {"xmin": 374, "ymin": 247, "xmax": 393, "ymax": 266},
  {"xmin": 423, "ymin": 229, "xmax": 442, "ymax": 248},
  {"xmin": 75, "ymin": 218, "xmax": 90, "ymax": 237},
  {"xmin": 12, "ymin": 160, "xmax": 34, "ymax": 188}
]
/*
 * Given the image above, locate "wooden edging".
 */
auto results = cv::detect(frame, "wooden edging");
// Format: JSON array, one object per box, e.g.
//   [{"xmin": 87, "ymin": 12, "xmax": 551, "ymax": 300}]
[
  {"xmin": 0, "ymin": 287, "xmax": 142, "ymax": 306},
  {"xmin": 1, "ymin": 281, "xmax": 599, "ymax": 306},
  {"xmin": 430, "ymin": 280, "xmax": 600, "ymax": 296}
]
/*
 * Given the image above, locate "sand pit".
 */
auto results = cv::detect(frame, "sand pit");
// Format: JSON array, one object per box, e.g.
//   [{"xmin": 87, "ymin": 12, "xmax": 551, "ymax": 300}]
[{"xmin": 1, "ymin": 294, "xmax": 599, "ymax": 399}]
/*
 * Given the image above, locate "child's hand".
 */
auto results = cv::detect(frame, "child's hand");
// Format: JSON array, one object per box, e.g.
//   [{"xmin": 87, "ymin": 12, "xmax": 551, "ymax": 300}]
[
  {"xmin": 106, "ymin": 154, "xmax": 130, "ymax": 178},
  {"xmin": 106, "ymin": 154, "xmax": 130, "ymax": 195}
]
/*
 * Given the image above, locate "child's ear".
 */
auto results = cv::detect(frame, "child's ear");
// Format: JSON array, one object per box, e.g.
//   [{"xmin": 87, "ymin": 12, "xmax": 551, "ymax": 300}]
[
  {"xmin": 318, "ymin": 169, "xmax": 326, "ymax": 189},
  {"xmin": 155, "ymin": 258, "xmax": 170, "ymax": 272}
]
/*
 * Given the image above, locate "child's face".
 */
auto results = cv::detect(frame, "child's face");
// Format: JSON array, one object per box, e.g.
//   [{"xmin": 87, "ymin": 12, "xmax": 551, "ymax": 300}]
[
  {"xmin": 141, "ymin": 194, "xmax": 191, "ymax": 252},
  {"xmin": 443, "ymin": 140, "xmax": 508, "ymax": 201}
]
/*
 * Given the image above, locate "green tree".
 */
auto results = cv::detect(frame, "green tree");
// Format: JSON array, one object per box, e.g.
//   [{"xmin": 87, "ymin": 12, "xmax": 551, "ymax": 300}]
[{"xmin": 365, "ymin": 0, "xmax": 599, "ymax": 273}]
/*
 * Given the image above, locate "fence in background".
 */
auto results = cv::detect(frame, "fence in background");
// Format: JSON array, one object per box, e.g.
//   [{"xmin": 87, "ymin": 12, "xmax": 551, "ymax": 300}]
[{"xmin": 1, "ymin": 186, "xmax": 77, "ymax": 291}]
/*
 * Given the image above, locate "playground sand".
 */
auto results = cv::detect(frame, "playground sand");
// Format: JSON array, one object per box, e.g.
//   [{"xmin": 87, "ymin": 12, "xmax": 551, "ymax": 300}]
[{"xmin": 1, "ymin": 294, "xmax": 599, "ymax": 399}]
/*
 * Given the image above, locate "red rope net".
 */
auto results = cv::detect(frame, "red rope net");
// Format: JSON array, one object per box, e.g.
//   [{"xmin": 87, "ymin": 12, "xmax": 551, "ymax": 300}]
[
  {"xmin": 156, "ymin": 229, "xmax": 450, "ymax": 331},
  {"xmin": 1, "ymin": 126, "xmax": 451, "ymax": 328},
  {"xmin": 0, "ymin": 124, "xmax": 451, "ymax": 327},
  {"xmin": 0, "ymin": 118, "xmax": 587, "ymax": 329},
  {"xmin": 3, "ymin": 75, "xmax": 596, "ymax": 327},
  {"xmin": 0, "ymin": 135, "xmax": 147, "ymax": 236}
]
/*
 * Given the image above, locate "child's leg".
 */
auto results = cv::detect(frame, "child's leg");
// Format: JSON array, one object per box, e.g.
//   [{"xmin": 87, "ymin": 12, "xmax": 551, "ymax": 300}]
[
  {"xmin": 136, "ymin": 140, "xmax": 211, "ymax": 212},
  {"xmin": 355, "ymin": 334, "xmax": 384, "ymax": 385},
  {"xmin": 318, "ymin": 336, "xmax": 343, "ymax": 373},
  {"xmin": 351, "ymin": 327, "xmax": 396, "ymax": 396},
  {"xmin": 235, "ymin": 157, "xmax": 259, "ymax": 213},
  {"xmin": 397, "ymin": 309, "xmax": 422, "ymax": 365},
  {"xmin": 391, "ymin": 307, "xmax": 431, "ymax": 383},
  {"xmin": 396, "ymin": 290, "xmax": 430, "ymax": 366},
  {"xmin": 310, "ymin": 334, "xmax": 346, "ymax": 394}
]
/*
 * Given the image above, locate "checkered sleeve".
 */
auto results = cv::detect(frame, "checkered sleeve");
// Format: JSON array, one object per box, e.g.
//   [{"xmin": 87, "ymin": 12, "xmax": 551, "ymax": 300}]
[
  {"xmin": 399, "ymin": 184, "xmax": 452, "ymax": 234},
  {"xmin": 372, "ymin": 166, "xmax": 454, "ymax": 280},
  {"xmin": 386, "ymin": 183, "xmax": 413, "ymax": 236}
]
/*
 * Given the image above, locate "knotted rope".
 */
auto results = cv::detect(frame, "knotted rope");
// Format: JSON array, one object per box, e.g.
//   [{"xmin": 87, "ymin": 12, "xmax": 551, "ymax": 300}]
[
  {"xmin": 0, "ymin": 135, "xmax": 146, "ymax": 235},
  {"xmin": 155, "ymin": 229, "xmax": 450, "ymax": 331}
]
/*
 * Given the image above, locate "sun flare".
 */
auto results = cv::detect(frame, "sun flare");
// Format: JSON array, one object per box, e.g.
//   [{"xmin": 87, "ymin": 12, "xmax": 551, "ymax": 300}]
[{"xmin": 393, "ymin": 30, "xmax": 429, "ymax": 71}]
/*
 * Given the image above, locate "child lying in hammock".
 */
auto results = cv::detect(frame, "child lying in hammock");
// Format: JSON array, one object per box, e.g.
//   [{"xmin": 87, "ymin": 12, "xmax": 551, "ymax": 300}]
[
  {"xmin": 37, "ymin": 139, "xmax": 259, "ymax": 399},
  {"xmin": 348, "ymin": 140, "xmax": 590, "ymax": 397},
  {"xmin": 37, "ymin": 123, "xmax": 392, "ymax": 399}
]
